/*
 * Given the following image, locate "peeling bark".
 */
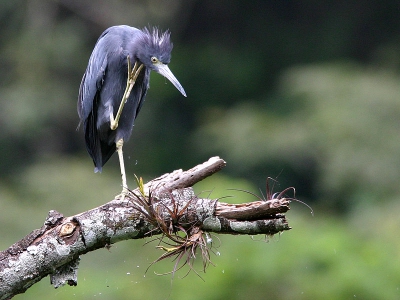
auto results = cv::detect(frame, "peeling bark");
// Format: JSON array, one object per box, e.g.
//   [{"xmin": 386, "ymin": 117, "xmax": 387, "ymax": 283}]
[{"xmin": 0, "ymin": 156, "xmax": 292, "ymax": 299}]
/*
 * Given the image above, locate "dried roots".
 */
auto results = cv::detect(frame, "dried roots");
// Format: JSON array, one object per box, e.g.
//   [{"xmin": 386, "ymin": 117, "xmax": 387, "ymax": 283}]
[{"xmin": 128, "ymin": 176, "xmax": 215, "ymax": 279}]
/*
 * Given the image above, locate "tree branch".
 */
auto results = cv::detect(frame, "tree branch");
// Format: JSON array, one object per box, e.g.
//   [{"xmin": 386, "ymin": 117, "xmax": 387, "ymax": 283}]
[{"xmin": 0, "ymin": 156, "xmax": 292, "ymax": 299}]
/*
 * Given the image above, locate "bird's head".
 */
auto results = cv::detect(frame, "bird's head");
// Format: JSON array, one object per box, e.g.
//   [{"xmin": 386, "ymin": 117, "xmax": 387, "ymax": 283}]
[{"xmin": 137, "ymin": 27, "xmax": 186, "ymax": 97}]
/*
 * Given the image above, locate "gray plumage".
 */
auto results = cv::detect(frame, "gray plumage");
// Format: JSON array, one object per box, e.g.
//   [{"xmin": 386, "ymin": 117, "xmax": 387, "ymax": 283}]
[{"xmin": 78, "ymin": 25, "xmax": 186, "ymax": 173}]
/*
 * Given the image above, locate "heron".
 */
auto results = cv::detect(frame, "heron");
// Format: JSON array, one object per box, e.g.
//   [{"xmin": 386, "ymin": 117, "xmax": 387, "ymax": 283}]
[{"xmin": 78, "ymin": 25, "xmax": 186, "ymax": 198}]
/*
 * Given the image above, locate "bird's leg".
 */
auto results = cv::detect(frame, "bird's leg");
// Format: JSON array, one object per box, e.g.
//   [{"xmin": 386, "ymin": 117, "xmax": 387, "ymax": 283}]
[
  {"xmin": 110, "ymin": 56, "xmax": 144, "ymax": 130},
  {"xmin": 116, "ymin": 138, "xmax": 128, "ymax": 200}
]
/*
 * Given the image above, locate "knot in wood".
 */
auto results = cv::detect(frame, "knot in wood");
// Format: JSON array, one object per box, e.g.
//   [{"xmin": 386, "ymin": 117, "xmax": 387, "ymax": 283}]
[{"xmin": 59, "ymin": 222, "xmax": 76, "ymax": 237}]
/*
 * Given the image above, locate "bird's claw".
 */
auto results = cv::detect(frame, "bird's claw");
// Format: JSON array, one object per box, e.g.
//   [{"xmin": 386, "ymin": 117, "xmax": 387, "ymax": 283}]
[
  {"xmin": 118, "ymin": 183, "xmax": 129, "ymax": 201},
  {"xmin": 118, "ymin": 190, "xmax": 128, "ymax": 201},
  {"xmin": 109, "ymin": 57, "xmax": 143, "ymax": 132}
]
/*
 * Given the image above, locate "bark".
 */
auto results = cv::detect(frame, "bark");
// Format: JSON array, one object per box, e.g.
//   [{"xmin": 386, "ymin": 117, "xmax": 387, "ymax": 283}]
[{"xmin": 0, "ymin": 156, "xmax": 291, "ymax": 299}]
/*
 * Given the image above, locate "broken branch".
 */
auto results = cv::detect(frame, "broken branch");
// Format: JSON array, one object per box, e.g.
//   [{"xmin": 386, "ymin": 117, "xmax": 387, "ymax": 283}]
[{"xmin": 0, "ymin": 156, "xmax": 292, "ymax": 299}]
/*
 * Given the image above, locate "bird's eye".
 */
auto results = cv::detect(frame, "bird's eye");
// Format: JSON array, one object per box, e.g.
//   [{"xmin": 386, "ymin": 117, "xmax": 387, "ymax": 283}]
[{"xmin": 151, "ymin": 57, "xmax": 158, "ymax": 64}]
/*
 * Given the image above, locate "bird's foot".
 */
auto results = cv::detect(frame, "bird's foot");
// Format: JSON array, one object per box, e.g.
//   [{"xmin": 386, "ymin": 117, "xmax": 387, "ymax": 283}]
[
  {"xmin": 118, "ymin": 187, "xmax": 129, "ymax": 201},
  {"xmin": 109, "ymin": 57, "xmax": 144, "ymax": 132}
]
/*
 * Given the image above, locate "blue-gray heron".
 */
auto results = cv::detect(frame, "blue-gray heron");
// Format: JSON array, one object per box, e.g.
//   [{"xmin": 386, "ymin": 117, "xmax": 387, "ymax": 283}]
[{"xmin": 78, "ymin": 25, "xmax": 186, "ymax": 197}]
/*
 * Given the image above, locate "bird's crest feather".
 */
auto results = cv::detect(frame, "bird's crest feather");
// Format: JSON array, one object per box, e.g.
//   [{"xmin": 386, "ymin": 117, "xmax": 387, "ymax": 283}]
[{"xmin": 140, "ymin": 26, "xmax": 173, "ymax": 57}]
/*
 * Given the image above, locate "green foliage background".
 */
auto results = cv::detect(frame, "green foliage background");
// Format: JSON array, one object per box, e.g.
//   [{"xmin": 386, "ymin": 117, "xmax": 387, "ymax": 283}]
[{"xmin": 1, "ymin": 1, "xmax": 400, "ymax": 299}]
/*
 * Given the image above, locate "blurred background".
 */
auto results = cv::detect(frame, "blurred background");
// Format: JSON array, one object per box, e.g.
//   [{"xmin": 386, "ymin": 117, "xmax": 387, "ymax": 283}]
[{"xmin": 1, "ymin": 0, "xmax": 400, "ymax": 299}]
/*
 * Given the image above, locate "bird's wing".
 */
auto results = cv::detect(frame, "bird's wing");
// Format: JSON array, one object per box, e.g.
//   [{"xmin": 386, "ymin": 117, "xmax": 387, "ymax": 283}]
[
  {"xmin": 77, "ymin": 31, "xmax": 110, "ymax": 121},
  {"xmin": 133, "ymin": 69, "xmax": 150, "ymax": 119}
]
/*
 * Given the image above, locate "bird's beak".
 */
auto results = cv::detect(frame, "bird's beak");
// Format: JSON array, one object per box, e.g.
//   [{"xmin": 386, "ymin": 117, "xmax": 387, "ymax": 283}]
[{"xmin": 155, "ymin": 63, "xmax": 187, "ymax": 97}]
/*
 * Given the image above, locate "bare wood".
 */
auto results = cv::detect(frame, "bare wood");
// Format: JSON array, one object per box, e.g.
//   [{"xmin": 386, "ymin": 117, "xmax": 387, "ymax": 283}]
[
  {"xmin": 216, "ymin": 199, "xmax": 290, "ymax": 220},
  {"xmin": 144, "ymin": 156, "xmax": 227, "ymax": 192},
  {"xmin": 0, "ymin": 157, "xmax": 291, "ymax": 299}
]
